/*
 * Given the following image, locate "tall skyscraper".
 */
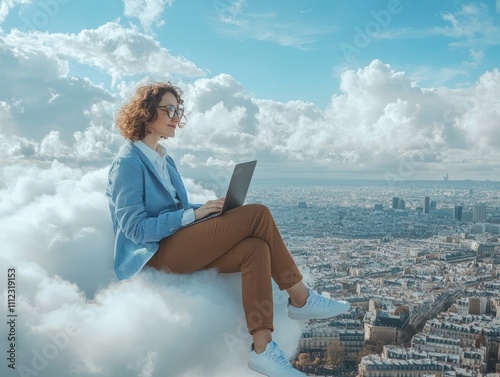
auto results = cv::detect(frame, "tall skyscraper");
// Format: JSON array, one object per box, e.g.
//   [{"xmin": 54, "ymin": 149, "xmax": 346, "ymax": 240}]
[
  {"xmin": 454, "ymin": 205, "xmax": 463, "ymax": 221},
  {"xmin": 462, "ymin": 211, "xmax": 473, "ymax": 222},
  {"xmin": 423, "ymin": 196, "xmax": 430, "ymax": 214},
  {"xmin": 473, "ymin": 204, "xmax": 487, "ymax": 222},
  {"xmin": 392, "ymin": 197, "xmax": 399, "ymax": 209},
  {"xmin": 398, "ymin": 199, "xmax": 405, "ymax": 210},
  {"xmin": 430, "ymin": 200, "xmax": 437, "ymax": 210}
]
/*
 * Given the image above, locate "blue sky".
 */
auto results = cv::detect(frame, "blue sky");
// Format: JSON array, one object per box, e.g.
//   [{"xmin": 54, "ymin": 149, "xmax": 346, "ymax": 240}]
[
  {"xmin": 4, "ymin": 0, "xmax": 499, "ymax": 106},
  {"xmin": 1, "ymin": 0, "xmax": 500, "ymax": 181}
]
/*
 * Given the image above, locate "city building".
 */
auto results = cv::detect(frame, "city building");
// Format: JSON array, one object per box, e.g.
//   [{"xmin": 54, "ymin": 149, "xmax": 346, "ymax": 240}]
[
  {"xmin": 297, "ymin": 201, "xmax": 308, "ymax": 208},
  {"xmin": 431, "ymin": 200, "xmax": 437, "ymax": 210},
  {"xmin": 363, "ymin": 304, "xmax": 410, "ymax": 344},
  {"xmin": 424, "ymin": 196, "xmax": 430, "ymax": 214},
  {"xmin": 299, "ymin": 325, "xmax": 364, "ymax": 363},
  {"xmin": 462, "ymin": 210, "xmax": 473, "ymax": 222},
  {"xmin": 358, "ymin": 354, "xmax": 446, "ymax": 377},
  {"xmin": 411, "ymin": 333, "xmax": 461, "ymax": 354},
  {"xmin": 398, "ymin": 198, "xmax": 406, "ymax": 210},
  {"xmin": 473, "ymin": 204, "xmax": 487, "ymax": 222},
  {"xmin": 392, "ymin": 197, "xmax": 399, "ymax": 209}
]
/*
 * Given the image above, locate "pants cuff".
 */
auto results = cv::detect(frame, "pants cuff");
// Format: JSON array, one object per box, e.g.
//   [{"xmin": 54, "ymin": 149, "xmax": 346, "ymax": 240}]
[{"xmin": 248, "ymin": 322, "xmax": 274, "ymax": 334}]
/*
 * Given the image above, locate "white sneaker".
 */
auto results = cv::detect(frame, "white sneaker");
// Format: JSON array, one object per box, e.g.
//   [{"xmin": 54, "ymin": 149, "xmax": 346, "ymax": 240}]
[
  {"xmin": 288, "ymin": 289, "xmax": 350, "ymax": 320},
  {"xmin": 248, "ymin": 341, "xmax": 306, "ymax": 377}
]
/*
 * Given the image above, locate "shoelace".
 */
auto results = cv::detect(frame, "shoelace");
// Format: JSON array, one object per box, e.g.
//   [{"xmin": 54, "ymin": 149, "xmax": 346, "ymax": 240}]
[{"xmin": 265, "ymin": 342, "xmax": 291, "ymax": 367}]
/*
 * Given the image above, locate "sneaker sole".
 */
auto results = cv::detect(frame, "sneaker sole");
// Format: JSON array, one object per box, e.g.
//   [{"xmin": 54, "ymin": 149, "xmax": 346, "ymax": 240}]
[
  {"xmin": 248, "ymin": 364, "xmax": 269, "ymax": 376},
  {"xmin": 248, "ymin": 363, "xmax": 294, "ymax": 377},
  {"xmin": 248, "ymin": 363, "xmax": 304, "ymax": 377}
]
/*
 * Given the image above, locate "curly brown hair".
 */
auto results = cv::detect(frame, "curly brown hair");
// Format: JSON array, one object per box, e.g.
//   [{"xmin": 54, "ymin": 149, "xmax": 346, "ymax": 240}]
[{"xmin": 115, "ymin": 82, "xmax": 184, "ymax": 140}]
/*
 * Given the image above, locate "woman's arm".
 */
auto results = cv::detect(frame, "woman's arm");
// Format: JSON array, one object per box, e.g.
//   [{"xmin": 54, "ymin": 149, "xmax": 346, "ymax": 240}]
[{"xmin": 108, "ymin": 156, "xmax": 185, "ymax": 243}]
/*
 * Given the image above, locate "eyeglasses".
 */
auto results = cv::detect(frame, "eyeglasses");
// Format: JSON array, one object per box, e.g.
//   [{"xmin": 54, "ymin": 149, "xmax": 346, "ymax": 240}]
[
  {"xmin": 156, "ymin": 104, "xmax": 187, "ymax": 128},
  {"xmin": 156, "ymin": 105, "xmax": 184, "ymax": 119}
]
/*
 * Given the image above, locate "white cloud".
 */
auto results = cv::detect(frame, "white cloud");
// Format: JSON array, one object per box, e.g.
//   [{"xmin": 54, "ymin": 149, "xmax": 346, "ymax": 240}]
[
  {"xmin": 1, "ymin": 3, "xmax": 498, "ymax": 179},
  {"xmin": 375, "ymin": 3, "xmax": 499, "ymax": 72},
  {"xmin": 211, "ymin": 6, "xmax": 333, "ymax": 49},
  {"xmin": 453, "ymin": 69, "xmax": 500, "ymax": 149},
  {"xmin": 0, "ymin": 0, "xmax": 32, "ymax": 24},
  {"xmin": 123, "ymin": 0, "xmax": 174, "ymax": 29},
  {"xmin": 2, "ymin": 39, "xmax": 499, "ymax": 178},
  {"xmin": 215, "ymin": 0, "xmax": 247, "ymax": 25},
  {"xmin": 38, "ymin": 130, "xmax": 71, "ymax": 157},
  {"xmin": 0, "ymin": 100, "xmax": 15, "ymax": 133},
  {"xmin": 0, "ymin": 162, "xmax": 303, "ymax": 376},
  {"xmin": 164, "ymin": 61, "xmax": 500, "ymax": 179},
  {"xmin": 182, "ymin": 176, "xmax": 218, "ymax": 202},
  {"xmin": 3, "ymin": 23, "xmax": 204, "ymax": 83},
  {"xmin": 0, "ymin": 23, "xmax": 205, "ymax": 164},
  {"xmin": 169, "ymin": 74, "xmax": 261, "ymax": 164},
  {"xmin": 179, "ymin": 153, "xmax": 196, "ymax": 167},
  {"xmin": 2, "ymin": 4, "xmax": 498, "ymax": 180},
  {"xmin": 1, "ymin": 265, "xmax": 301, "ymax": 376},
  {"xmin": 0, "ymin": 33, "xmax": 126, "ymax": 164},
  {"xmin": 0, "ymin": 162, "xmax": 114, "ymax": 294},
  {"xmin": 441, "ymin": 3, "xmax": 500, "ymax": 48}
]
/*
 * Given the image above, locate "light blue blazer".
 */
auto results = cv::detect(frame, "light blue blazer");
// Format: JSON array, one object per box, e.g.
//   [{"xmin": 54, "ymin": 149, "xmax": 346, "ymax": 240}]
[{"xmin": 106, "ymin": 141, "xmax": 201, "ymax": 280}]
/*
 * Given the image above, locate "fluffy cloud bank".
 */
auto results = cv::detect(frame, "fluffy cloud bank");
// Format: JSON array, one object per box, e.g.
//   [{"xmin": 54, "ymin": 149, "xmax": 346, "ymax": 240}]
[
  {"xmin": 1, "ymin": 19, "xmax": 500, "ymax": 179},
  {"xmin": 0, "ymin": 162, "xmax": 303, "ymax": 377},
  {"xmin": 0, "ymin": 20, "xmax": 204, "ymax": 165},
  {"xmin": 173, "ymin": 62, "xmax": 500, "ymax": 179}
]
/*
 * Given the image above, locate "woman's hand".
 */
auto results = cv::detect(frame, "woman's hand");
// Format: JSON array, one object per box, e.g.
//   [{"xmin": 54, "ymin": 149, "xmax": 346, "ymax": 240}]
[{"xmin": 194, "ymin": 198, "xmax": 225, "ymax": 220}]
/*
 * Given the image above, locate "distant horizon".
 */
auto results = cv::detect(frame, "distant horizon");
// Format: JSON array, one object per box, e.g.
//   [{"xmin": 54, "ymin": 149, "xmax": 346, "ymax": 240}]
[
  {"xmin": 245, "ymin": 176, "xmax": 500, "ymax": 183},
  {"xmin": 200, "ymin": 174, "xmax": 500, "ymax": 187}
]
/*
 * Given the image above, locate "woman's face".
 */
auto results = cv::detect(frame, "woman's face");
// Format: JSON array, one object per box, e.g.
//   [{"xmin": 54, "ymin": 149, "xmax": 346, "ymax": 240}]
[{"xmin": 146, "ymin": 92, "xmax": 180, "ymax": 139}]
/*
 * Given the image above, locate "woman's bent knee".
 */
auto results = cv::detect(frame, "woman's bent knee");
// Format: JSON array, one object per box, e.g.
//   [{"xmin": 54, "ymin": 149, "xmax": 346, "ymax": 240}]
[
  {"xmin": 240, "ymin": 238, "xmax": 270, "ymax": 263},
  {"xmin": 247, "ymin": 203, "xmax": 270, "ymax": 213},
  {"xmin": 241, "ymin": 203, "xmax": 272, "ymax": 219},
  {"xmin": 243, "ymin": 237, "xmax": 269, "ymax": 253}
]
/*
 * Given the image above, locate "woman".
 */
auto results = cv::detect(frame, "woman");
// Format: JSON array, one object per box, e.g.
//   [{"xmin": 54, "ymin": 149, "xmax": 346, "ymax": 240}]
[{"xmin": 106, "ymin": 82, "xmax": 350, "ymax": 377}]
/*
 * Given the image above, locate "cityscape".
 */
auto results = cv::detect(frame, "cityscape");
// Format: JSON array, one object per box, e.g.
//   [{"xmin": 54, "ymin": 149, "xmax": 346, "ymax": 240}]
[{"xmin": 242, "ymin": 178, "xmax": 500, "ymax": 377}]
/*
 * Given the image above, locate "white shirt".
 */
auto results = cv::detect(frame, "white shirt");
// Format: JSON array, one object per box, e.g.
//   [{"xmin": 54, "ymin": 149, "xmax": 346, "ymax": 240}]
[{"xmin": 134, "ymin": 140, "xmax": 195, "ymax": 226}]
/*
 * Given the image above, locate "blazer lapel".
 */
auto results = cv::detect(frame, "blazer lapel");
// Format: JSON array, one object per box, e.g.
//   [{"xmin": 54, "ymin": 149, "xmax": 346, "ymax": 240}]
[
  {"xmin": 128, "ymin": 141, "xmax": 187, "ymax": 207},
  {"xmin": 129, "ymin": 142, "xmax": 167, "ymax": 191}
]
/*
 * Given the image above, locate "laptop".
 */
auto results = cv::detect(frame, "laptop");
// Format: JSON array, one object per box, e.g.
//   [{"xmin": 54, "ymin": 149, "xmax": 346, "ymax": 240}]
[{"xmin": 180, "ymin": 160, "xmax": 257, "ymax": 228}]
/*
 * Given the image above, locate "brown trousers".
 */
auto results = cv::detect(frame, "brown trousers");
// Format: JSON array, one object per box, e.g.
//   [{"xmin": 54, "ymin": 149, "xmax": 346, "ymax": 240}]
[{"xmin": 146, "ymin": 203, "xmax": 303, "ymax": 333}]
